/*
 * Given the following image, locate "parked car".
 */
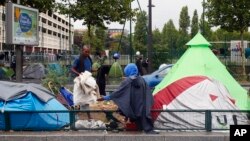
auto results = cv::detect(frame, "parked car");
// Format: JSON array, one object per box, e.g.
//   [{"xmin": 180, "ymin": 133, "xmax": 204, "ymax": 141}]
[{"xmin": 143, "ymin": 64, "xmax": 173, "ymax": 88}]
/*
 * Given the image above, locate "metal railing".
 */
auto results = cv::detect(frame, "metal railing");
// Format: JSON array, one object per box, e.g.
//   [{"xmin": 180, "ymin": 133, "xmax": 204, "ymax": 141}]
[{"xmin": 1, "ymin": 109, "xmax": 249, "ymax": 131}]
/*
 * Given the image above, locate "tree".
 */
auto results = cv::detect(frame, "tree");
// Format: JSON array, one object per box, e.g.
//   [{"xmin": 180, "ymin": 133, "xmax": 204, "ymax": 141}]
[
  {"xmin": 94, "ymin": 27, "xmax": 107, "ymax": 52},
  {"xmin": 205, "ymin": 0, "xmax": 250, "ymax": 77},
  {"xmin": 179, "ymin": 6, "xmax": 190, "ymax": 35},
  {"xmin": 162, "ymin": 19, "xmax": 178, "ymax": 63},
  {"xmin": 57, "ymin": 0, "xmax": 135, "ymax": 35},
  {"xmin": 199, "ymin": 13, "xmax": 213, "ymax": 40},
  {"xmin": 152, "ymin": 28, "xmax": 163, "ymax": 69},
  {"xmin": 81, "ymin": 26, "xmax": 107, "ymax": 54},
  {"xmin": 178, "ymin": 6, "xmax": 190, "ymax": 54},
  {"xmin": 133, "ymin": 11, "xmax": 147, "ymax": 55},
  {"xmin": 191, "ymin": 10, "xmax": 199, "ymax": 37},
  {"xmin": 74, "ymin": 29, "xmax": 85, "ymax": 48}
]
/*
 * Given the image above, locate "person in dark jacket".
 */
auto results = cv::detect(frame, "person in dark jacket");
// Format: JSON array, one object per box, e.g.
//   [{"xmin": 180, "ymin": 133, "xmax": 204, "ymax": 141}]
[
  {"xmin": 95, "ymin": 51, "xmax": 109, "ymax": 96},
  {"xmin": 98, "ymin": 63, "xmax": 158, "ymax": 134},
  {"xmin": 96, "ymin": 65, "xmax": 110, "ymax": 96},
  {"xmin": 135, "ymin": 55, "xmax": 144, "ymax": 75}
]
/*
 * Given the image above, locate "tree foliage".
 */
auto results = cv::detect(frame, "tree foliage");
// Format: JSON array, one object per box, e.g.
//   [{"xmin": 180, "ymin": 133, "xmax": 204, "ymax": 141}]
[
  {"xmin": 179, "ymin": 6, "xmax": 190, "ymax": 35},
  {"xmin": 191, "ymin": 10, "xmax": 199, "ymax": 37},
  {"xmin": 199, "ymin": 13, "xmax": 213, "ymax": 41},
  {"xmin": 81, "ymin": 26, "xmax": 107, "ymax": 53},
  {"xmin": 205, "ymin": 0, "xmax": 250, "ymax": 32},
  {"xmin": 133, "ymin": 11, "xmax": 147, "ymax": 55},
  {"xmin": 205, "ymin": 0, "xmax": 250, "ymax": 76},
  {"xmin": 177, "ymin": 6, "xmax": 190, "ymax": 53},
  {"xmin": 57, "ymin": 0, "xmax": 135, "ymax": 34},
  {"xmin": 162, "ymin": 20, "xmax": 178, "ymax": 63}
]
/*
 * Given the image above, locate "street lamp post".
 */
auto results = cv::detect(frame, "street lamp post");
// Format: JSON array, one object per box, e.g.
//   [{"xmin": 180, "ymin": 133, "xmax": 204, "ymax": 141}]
[
  {"xmin": 147, "ymin": 0, "xmax": 153, "ymax": 73},
  {"xmin": 129, "ymin": 2, "xmax": 133, "ymax": 63},
  {"xmin": 15, "ymin": 0, "xmax": 23, "ymax": 82},
  {"xmin": 68, "ymin": 14, "xmax": 72, "ymax": 66}
]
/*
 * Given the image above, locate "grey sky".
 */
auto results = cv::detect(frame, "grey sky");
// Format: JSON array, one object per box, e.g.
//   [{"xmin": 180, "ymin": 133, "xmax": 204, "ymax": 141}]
[{"xmin": 74, "ymin": 0, "xmax": 204, "ymax": 31}]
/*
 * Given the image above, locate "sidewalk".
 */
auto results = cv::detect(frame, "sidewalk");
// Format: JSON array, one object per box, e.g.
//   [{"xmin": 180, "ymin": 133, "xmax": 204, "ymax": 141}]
[{"xmin": 0, "ymin": 131, "xmax": 229, "ymax": 141}]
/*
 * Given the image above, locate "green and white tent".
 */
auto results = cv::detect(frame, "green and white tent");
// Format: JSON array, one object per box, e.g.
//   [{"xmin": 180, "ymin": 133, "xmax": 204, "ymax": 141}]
[
  {"xmin": 153, "ymin": 33, "xmax": 249, "ymax": 110},
  {"xmin": 152, "ymin": 33, "xmax": 249, "ymax": 129}
]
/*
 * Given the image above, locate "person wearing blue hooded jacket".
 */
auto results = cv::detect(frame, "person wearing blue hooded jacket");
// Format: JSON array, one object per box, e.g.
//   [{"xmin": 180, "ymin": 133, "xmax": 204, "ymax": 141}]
[{"xmin": 98, "ymin": 63, "xmax": 158, "ymax": 134}]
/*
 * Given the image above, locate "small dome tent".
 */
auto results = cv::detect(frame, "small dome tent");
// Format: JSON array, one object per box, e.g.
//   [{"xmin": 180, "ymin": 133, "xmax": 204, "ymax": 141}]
[{"xmin": 0, "ymin": 81, "xmax": 69, "ymax": 131}]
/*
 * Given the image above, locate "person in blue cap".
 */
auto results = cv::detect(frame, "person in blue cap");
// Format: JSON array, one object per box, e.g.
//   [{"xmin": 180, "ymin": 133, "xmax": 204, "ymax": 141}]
[{"xmin": 98, "ymin": 63, "xmax": 158, "ymax": 134}]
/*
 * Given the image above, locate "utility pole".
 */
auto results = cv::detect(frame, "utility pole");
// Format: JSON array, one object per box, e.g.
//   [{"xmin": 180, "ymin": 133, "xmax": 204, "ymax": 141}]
[
  {"xmin": 68, "ymin": 14, "xmax": 71, "ymax": 66},
  {"xmin": 129, "ymin": 2, "xmax": 132, "ymax": 63},
  {"xmin": 16, "ymin": 0, "xmax": 23, "ymax": 82},
  {"xmin": 147, "ymin": 0, "xmax": 153, "ymax": 73}
]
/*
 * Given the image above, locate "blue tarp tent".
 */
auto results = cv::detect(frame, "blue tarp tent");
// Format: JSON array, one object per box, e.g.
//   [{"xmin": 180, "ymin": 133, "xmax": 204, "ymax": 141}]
[{"xmin": 0, "ymin": 81, "xmax": 69, "ymax": 131}]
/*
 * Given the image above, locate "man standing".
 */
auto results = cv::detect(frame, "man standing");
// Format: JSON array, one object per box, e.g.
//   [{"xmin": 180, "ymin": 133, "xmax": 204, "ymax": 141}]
[
  {"xmin": 71, "ymin": 45, "xmax": 93, "ymax": 76},
  {"xmin": 71, "ymin": 45, "xmax": 94, "ymax": 119}
]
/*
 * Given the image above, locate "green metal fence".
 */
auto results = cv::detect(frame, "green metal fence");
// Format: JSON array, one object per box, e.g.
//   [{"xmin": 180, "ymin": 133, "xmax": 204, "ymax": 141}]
[{"xmin": 1, "ymin": 110, "xmax": 249, "ymax": 131}]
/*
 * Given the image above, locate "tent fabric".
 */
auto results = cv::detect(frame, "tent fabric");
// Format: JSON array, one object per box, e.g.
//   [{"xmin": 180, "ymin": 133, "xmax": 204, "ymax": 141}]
[
  {"xmin": 153, "ymin": 32, "xmax": 249, "ymax": 110},
  {"xmin": 59, "ymin": 87, "xmax": 74, "ymax": 107},
  {"xmin": 23, "ymin": 63, "xmax": 45, "ymax": 79},
  {"xmin": 152, "ymin": 76, "xmax": 248, "ymax": 129},
  {"xmin": 0, "ymin": 92, "xmax": 69, "ymax": 130},
  {"xmin": 0, "ymin": 81, "xmax": 53, "ymax": 102},
  {"xmin": 186, "ymin": 32, "xmax": 211, "ymax": 47}
]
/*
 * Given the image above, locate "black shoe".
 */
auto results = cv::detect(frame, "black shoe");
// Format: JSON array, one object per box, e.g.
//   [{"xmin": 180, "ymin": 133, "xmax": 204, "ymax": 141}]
[{"xmin": 145, "ymin": 130, "xmax": 159, "ymax": 134}]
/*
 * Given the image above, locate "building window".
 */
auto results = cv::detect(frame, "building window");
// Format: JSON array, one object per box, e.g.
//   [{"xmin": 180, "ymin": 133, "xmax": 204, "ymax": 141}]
[
  {"xmin": 48, "ymin": 30, "xmax": 52, "ymax": 35},
  {"xmin": 53, "ymin": 14, "xmax": 57, "ymax": 20},
  {"xmin": 42, "ymin": 27, "xmax": 46, "ymax": 33},
  {"xmin": 48, "ymin": 20, "xmax": 52, "ymax": 26},
  {"xmin": 42, "ymin": 18, "xmax": 46, "ymax": 24},
  {"xmin": 53, "ymin": 32, "xmax": 57, "ymax": 36}
]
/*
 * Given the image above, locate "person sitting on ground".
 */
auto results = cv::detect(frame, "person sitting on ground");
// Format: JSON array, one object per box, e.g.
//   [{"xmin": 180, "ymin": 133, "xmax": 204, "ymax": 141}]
[{"xmin": 98, "ymin": 63, "xmax": 158, "ymax": 134}]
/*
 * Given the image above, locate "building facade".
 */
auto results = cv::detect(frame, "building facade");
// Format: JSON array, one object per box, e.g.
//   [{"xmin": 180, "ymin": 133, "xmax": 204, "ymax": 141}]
[
  {"xmin": 108, "ymin": 28, "xmax": 128, "ymax": 38},
  {"xmin": 0, "ymin": 5, "xmax": 74, "ymax": 54}
]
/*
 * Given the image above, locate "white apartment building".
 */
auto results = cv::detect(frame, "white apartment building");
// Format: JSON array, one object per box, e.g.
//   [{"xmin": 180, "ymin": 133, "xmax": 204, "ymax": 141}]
[{"xmin": 0, "ymin": 5, "xmax": 74, "ymax": 54}]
